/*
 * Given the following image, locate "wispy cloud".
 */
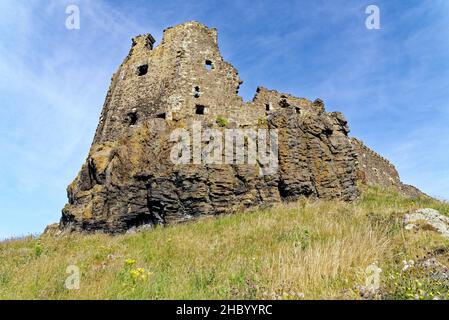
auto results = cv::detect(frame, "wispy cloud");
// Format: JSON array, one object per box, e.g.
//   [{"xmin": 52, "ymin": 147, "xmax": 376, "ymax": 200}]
[{"xmin": 0, "ymin": 0, "xmax": 149, "ymax": 238}]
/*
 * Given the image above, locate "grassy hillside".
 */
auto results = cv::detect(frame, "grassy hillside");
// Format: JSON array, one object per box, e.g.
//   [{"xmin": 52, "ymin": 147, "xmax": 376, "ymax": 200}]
[{"xmin": 1, "ymin": 186, "xmax": 449, "ymax": 300}]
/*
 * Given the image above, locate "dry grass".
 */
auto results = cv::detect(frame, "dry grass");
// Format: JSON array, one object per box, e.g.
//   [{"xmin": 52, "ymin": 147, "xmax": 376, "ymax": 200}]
[{"xmin": 0, "ymin": 186, "xmax": 448, "ymax": 300}]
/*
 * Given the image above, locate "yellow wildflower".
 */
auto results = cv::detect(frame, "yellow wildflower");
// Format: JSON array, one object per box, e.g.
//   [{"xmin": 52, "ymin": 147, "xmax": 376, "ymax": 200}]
[{"xmin": 125, "ymin": 259, "xmax": 136, "ymax": 266}]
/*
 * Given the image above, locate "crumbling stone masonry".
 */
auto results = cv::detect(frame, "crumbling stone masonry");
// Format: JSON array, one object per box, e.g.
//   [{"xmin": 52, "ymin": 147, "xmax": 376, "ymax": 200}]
[{"xmin": 59, "ymin": 21, "xmax": 422, "ymax": 234}]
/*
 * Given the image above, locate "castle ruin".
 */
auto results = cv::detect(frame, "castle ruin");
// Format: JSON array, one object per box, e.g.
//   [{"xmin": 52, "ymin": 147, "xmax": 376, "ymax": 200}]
[{"xmin": 59, "ymin": 21, "xmax": 421, "ymax": 234}]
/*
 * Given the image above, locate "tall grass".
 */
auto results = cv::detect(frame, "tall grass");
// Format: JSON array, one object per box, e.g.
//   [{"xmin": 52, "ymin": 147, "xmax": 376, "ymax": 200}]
[{"xmin": 0, "ymin": 186, "xmax": 448, "ymax": 299}]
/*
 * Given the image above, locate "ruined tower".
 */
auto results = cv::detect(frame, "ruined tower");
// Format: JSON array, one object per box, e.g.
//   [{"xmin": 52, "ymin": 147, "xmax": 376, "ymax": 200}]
[{"xmin": 59, "ymin": 21, "xmax": 419, "ymax": 234}]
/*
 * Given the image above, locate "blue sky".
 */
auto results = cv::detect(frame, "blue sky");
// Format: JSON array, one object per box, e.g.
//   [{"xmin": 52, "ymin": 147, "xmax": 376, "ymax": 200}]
[{"xmin": 1, "ymin": 0, "xmax": 448, "ymax": 239}]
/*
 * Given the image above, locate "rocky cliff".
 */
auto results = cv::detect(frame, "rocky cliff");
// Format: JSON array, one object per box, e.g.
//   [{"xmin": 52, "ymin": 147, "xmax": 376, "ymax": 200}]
[{"xmin": 59, "ymin": 21, "xmax": 422, "ymax": 234}]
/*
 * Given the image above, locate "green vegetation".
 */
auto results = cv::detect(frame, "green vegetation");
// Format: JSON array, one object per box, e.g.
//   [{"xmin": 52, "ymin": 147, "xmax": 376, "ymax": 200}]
[
  {"xmin": 257, "ymin": 117, "xmax": 268, "ymax": 127},
  {"xmin": 1, "ymin": 186, "xmax": 448, "ymax": 300},
  {"xmin": 215, "ymin": 115, "xmax": 229, "ymax": 127}
]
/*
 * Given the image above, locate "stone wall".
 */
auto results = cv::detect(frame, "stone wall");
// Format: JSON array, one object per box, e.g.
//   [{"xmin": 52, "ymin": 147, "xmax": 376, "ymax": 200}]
[{"xmin": 352, "ymin": 138, "xmax": 425, "ymax": 198}]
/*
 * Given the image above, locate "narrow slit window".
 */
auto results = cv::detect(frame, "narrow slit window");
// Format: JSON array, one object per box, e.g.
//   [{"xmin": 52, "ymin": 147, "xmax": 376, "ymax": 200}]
[
  {"xmin": 194, "ymin": 86, "xmax": 200, "ymax": 98},
  {"xmin": 265, "ymin": 103, "xmax": 271, "ymax": 111}
]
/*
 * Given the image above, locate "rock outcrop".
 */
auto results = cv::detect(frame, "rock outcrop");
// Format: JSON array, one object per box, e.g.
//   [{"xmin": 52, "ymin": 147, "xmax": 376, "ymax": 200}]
[
  {"xmin": 404, "ymin": 209, "xmax": 449, "ymax": 238},
  {"xmin": 59, "ymin": 21, "xmax": 422, "ymax": 234}
]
